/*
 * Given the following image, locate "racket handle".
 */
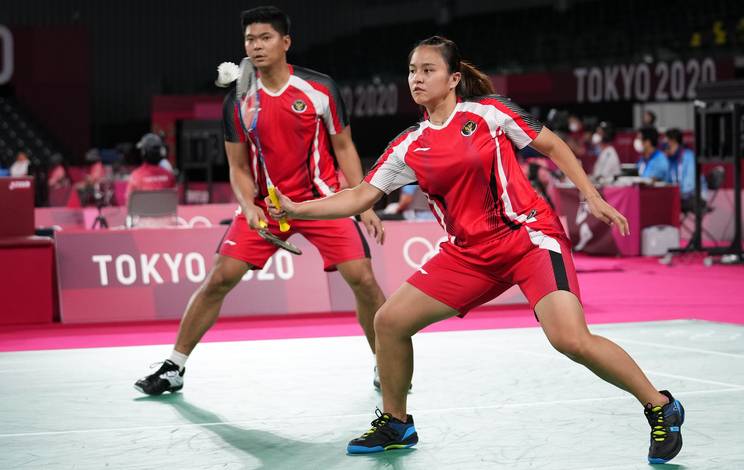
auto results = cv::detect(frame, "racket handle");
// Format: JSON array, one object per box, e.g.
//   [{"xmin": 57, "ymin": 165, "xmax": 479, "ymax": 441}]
[{"xmin": 268, "ymin": 186, "xmax": 291, "ymax": 232}]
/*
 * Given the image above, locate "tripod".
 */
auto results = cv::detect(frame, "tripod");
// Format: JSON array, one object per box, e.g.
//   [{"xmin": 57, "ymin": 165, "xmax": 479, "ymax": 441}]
[
  {"xmin": 91, "ymin": 202, "xmax": 109, "ymax": 229},
  {"xmin": 90, "ymin": 184, "xmax": 110, "ymax": 229}
]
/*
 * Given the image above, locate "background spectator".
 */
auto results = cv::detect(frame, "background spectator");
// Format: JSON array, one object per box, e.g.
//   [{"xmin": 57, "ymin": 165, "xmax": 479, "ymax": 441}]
[
  {"xmin": 590, "ymin": 122, "xmax": 621, "ymax": 184},
  {"xmin": 10, "ymin": 150, "xmax": 31, "ymax": 177},
  {"xmin": 125, "ymin": 133, "xmax": 177, "ymax": 204},
  {"xmin": 635, "ymin": 127, "xmax": 669, "ymax": 182}
]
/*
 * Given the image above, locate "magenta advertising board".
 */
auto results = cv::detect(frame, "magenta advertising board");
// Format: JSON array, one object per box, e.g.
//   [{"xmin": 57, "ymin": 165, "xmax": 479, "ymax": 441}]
[
  {"xmin": 55, "ymin": 227, "xmax": 330, "ymax": 323},
  {"xmin": 55, "ymin": 222, "xmax": 527, "ymax": 323}
]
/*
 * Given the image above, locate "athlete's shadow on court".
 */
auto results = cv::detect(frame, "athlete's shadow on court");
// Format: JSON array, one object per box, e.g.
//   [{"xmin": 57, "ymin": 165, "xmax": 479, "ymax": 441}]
[{"xmin": 134, "ymin": 394, "xmax": 414, "ymax": 469}]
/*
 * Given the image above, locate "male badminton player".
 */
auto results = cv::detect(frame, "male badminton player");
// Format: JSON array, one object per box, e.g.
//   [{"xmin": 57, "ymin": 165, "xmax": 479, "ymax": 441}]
[{"xmin": 135, "ymin": 6, "xmax": 388, "ymax": 396}]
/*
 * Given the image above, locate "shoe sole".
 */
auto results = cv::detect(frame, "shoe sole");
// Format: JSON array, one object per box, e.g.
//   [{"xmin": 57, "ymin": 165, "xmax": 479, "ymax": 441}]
[
  {"xmin": 133, "ymin": 384, "xmax": 183, "ymax": 396},
  {"xmin": 347, "ymin": 442, "xmax": 417, "ymax": 454}
]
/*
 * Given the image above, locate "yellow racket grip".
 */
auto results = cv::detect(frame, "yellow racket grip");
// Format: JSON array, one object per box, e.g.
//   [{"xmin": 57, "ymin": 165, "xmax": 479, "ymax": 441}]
[{"xmin": 268, "ymin": 186, "xmax": 291, "ymax": 232}]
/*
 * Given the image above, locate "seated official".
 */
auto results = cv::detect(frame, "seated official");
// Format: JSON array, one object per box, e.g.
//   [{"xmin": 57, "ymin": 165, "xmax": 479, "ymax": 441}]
[
  {"xmin": 125, "ymin": 133, "xmax": 176, "ymax": 204},
  {"xmin": 635, "ymin": 127, "xmax": 669, "ymax": 182},
  {"xmin": 664, "ymin": 128, "xmax": 696, "ymax": 210},
  {"xmin": 590, "ymin": 121, "xmax": 620, "ymax": 185}
]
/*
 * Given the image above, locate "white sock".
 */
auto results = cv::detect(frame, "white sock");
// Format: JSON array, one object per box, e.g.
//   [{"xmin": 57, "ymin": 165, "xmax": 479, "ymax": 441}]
[{"xmin": 169, "ymin": 350, "xmax": 188, "ymax": 371}]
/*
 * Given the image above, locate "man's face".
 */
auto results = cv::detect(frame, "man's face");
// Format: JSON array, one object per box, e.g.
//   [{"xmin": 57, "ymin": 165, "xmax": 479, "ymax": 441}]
[
  {"xmin": 666, "ymin": 139, "xmax": 679, "ymax": 156},
  {"xmin": 244, "ymin": 22, "xmax": 290, "ymax": 68}
]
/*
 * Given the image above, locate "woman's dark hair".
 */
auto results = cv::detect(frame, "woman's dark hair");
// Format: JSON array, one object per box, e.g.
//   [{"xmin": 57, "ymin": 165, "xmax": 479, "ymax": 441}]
[
  {"xmin": 241, "ymin": 6, "xmax": 290, "ymax": 36},
  {"xmin": 409, "ymin": 36, "xmax": 494, "ymax": 98}
]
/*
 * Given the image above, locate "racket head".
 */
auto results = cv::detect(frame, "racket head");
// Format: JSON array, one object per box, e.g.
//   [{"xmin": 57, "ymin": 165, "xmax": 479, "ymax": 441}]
[
  {"xmin": 236, "ymin": 57, "xmax": 259, "ymax": 133},
  {"xmin": 258, "ymin": 228, "xmax": 302, "ymax": 255}
]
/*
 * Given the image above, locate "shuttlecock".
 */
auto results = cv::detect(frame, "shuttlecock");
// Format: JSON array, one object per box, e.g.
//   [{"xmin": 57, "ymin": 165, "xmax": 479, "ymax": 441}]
[{"xmin": 215, "ymin": 62, "xmax": 240, "ymax": 87}]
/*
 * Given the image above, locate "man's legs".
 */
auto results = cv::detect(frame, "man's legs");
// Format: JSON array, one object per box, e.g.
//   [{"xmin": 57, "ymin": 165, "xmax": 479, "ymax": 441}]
[
  {"xmin": 134, "ymin": 254, "xmax": 250, "ymax": 395},
  {"xmin": 174, "ymin": 255, "xmax": 251, "ymax": 355}
]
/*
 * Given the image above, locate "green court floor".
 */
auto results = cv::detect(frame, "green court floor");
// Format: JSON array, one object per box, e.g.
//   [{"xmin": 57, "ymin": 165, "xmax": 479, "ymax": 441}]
[{"xmin": 1, "ymin": 320, "xmax": 742, "ymax": 469}]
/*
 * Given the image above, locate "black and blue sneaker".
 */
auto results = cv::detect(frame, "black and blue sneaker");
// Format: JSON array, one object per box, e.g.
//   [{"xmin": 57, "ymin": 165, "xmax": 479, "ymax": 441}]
[
  {"xmin": 347, "ymin": 409, "xmax": 418, "ymax": 454},
  {"xmin": 644, "ymin": 390, "xmax": 684, "ymax": 464}
]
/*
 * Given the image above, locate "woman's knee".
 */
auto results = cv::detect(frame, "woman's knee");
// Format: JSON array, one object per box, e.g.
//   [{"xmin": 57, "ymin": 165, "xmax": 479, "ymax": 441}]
[
  {"xmin": 373, "ymin": 306, "xmax": 413, "ymax": 338},
  {"xmin": 549, "ymin": 331, "xmax": 592, "ymax": 361}
]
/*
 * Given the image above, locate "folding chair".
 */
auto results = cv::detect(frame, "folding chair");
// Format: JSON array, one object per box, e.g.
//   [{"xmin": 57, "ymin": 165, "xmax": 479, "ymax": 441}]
[{"xmin": 126, "ymin": 189, "xmax": 179, "ymax": 228}]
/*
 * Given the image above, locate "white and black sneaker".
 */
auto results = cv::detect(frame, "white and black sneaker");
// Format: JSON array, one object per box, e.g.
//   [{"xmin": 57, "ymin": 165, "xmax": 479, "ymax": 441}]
[
  {"xmin": 134, "ymin": 360, "xmax": 184, "ymax": 395},
  {"xmin": 373, "ymin": 366, "xmax": 412, "ymax": 392}
]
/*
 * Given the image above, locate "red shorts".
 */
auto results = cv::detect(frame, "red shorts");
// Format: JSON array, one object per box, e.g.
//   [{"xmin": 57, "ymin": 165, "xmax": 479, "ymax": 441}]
[
  {"xmin": 218, "ymin": 214, "xmax": 369, "ymax": 271},
  {"xmin": 407, "ymin": 225, "xmax": 581, "ymax": 316}
]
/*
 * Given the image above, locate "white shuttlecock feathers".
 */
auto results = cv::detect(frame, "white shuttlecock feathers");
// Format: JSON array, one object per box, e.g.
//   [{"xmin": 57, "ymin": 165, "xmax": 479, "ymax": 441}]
[{"xmin": 215, "ymin": 62, "xmax": 240, "ymax": 87}]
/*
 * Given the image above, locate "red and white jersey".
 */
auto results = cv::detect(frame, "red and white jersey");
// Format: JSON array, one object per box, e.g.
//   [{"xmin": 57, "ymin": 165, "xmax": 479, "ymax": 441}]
[
  {"xmin": 125, "ymin": 163, "xmax": 176, "ymax": 203},
  {"xmin": 366, "ymin": 95, "xmax": 558, "ymax": 249},
  {"xmin": 223, "ymin": 65, "xmax": 348, "ymax": 205}
]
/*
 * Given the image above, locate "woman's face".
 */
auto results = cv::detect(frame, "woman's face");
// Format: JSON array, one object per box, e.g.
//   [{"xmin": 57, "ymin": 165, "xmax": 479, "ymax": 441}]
[{"xmin": 408, "ymin": 46, "xmax": 459, "ymax": 108}]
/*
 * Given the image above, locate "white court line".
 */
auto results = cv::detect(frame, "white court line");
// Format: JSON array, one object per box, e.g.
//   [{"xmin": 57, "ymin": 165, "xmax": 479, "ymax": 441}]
[
  {"xmin": 1, "ymin": 387, "xmax": 742, "ymax": 439},
  {"xmin": 412, "ymin": 387, "xmax": 744, "ymax": 415},
  {"xmin": 646, "ymin": 370, "xmax": 744, "ymax": 389},
  {"xmin": 609, "ymin": 337, "xmax": 744, "ymax": 359}
]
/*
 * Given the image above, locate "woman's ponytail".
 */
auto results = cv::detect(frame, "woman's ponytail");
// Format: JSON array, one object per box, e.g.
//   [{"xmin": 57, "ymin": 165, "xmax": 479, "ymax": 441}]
[{"xmin": 457, "ymin": 61, "xmax": 494, "ymax": 98}]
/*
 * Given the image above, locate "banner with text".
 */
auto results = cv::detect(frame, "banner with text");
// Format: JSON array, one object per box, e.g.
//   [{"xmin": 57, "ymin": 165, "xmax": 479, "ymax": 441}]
[{"xmin": 56, "ymin": 222, "xmax": 527, "ymax": 323}]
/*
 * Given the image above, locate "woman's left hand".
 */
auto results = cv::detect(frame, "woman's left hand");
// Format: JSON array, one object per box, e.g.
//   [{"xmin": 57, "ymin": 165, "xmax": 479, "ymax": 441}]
[{"xmin": 585, "ymin": 195, "xmax": 630, "ymax": 236}]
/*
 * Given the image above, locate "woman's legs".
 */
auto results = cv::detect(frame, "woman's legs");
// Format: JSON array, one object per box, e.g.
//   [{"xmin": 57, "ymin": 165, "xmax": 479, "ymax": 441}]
[
  {"xmin": 373, "ymin": 282, "xmax": 459, "ymax": 421},
  {"xmin": 535, "ymin": 290, "xmax": 668, "ymax": 407}
]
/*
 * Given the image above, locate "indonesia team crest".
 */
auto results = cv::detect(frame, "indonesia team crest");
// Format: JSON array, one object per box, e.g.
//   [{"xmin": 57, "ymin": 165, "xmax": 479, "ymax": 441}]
[
  {"xmin": 461, "ymin": 120, "xmax": 477, "ymax": 136},
  {"xmin": 291, "ymin": 99, "xmax": 307, "ymax": 113}
]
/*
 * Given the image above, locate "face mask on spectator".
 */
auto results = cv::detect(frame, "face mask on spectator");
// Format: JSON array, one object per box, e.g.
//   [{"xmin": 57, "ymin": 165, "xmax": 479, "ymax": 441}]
[
  {"xmin": 633, "ymin": 138, "xmax": 644, "ymax": 153},
  {"xmin": 569, "ymin": 121, "xmax": 580, "ymax": 133},
  {"xmin": 591, "ymin": 133, "xmax": 602, "ymax": 145}
]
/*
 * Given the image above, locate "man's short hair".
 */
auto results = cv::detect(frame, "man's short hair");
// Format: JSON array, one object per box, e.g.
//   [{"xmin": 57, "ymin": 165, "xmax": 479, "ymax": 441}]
[
  {"xmin": 640, "ymin": 127, "xmax": 659, "ymax": 148},
  {"xmin": 665, "ymin": 128, "xmax": 683, "ymax": 145},
  {"xmin": 241, "ymin": 6, "xmax": 290, "ymax": 36}
]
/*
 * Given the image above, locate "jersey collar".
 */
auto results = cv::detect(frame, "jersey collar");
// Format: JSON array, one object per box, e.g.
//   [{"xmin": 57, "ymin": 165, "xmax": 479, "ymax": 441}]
[
  {"xmin": 257, "ymin": 64, "xmax": 294, "ymax": 97},
  {"xmin": 426, "ymin": 102, "xmax": 461, "ymax": 130}
]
